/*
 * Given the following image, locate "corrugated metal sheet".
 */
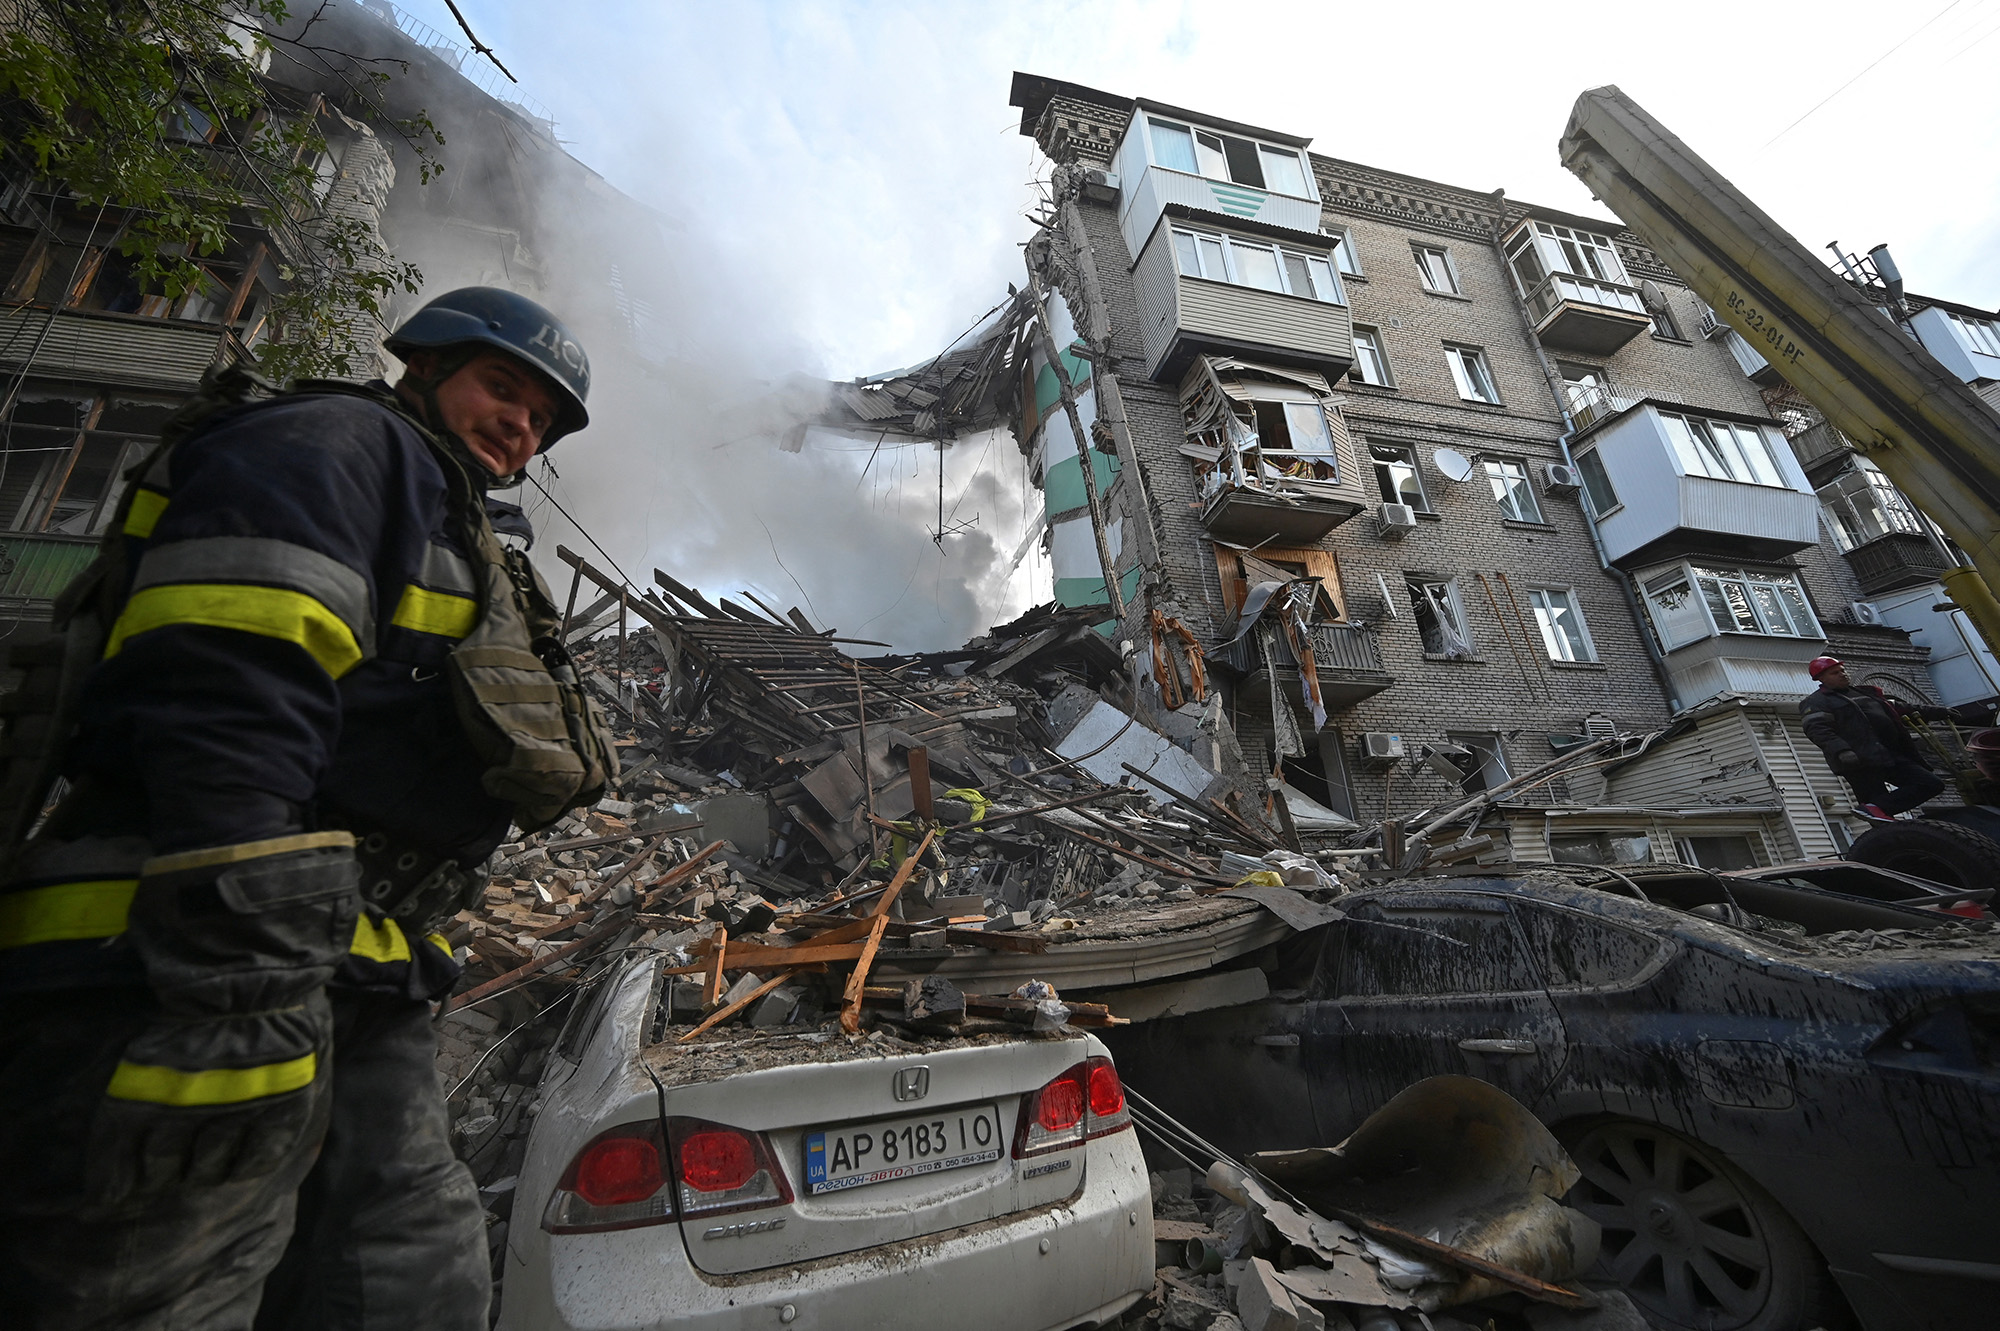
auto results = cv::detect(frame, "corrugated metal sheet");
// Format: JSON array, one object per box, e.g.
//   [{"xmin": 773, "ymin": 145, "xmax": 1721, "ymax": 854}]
[
  {"xmin": 1606, "ymin": 708, "xmax": 1773, "ymax": 808},
  {"xmin": 0, "ymin": 308, "xmax": 226, "ymax": 390},
  {"xmin": 1135, "ymin": 226, "xmax": 1180, "ymax": 372},
  {"xmin": 1174, "ymin": 277, "xmax": 1353, "ymax": 372},
  {"xmin": 0, "ymin": 531, "xmax": 96, "ymax": 602},
  {"xmin": 1755, "ymin": 710, "xmax": 1844, "ymax": 859},
  {"xmin": 1677, "ymin": 475, "xmax": 1821, "ymax": 548}
]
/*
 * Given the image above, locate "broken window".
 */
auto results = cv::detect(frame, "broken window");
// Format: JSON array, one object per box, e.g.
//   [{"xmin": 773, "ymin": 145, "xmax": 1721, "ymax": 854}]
[
  {"xmin": 1528, "ymin": 587, "xmax": 1596, "ymax": 662},
  {"xmin": 1181, "ymin": 359, "xmax": 1346, "ymax": 497},
  {"xmin": 1370, "ymin": 443, "xmax": 1428, "ymax": 511},
  {"xmin": 1817, "ymin": 459, "xmax": 1925, "ymax": 550},
  {"xmin": 1674, "ymin": 835, "xmax": 1760, "ymax": 870},
  {"xmin": 1414, "ymin": 245, "xmax": 1460, "ymax": 294},
  {"xmin": 1444, "ymin": 732, "xmax": 1510, "ymax": 793},
  {"xmin": 1484, "ymin": 457, "xmax": 1542, "ymax": 522},
  {"xmin": 1408, "ymin": 577, "xmax": 1474, "ymax": 658},
  {"xmin": 1639, "ymin": 563, "xmax": 1820, "ymax": 647},
  {"xmin": 1444, "ymin": 345, "xmax": 1499, "ymax": 403},
  {"xmin": 1351, "ymin": 328, "xmax": 1391, "ymax": 387},
  {"xmin": 1146, "ymin": 117, "xmax": 1311, "ymax": 198},
  {"xmin": 1546, "ymin": 831, "xmax": 1652, "ymax": 867},
  {"xmin": 1170, "ymin": 226, "xmax": 1343, "ymax": 303},
  {"xmin": 3, "ymin": 389, "xmax": 173, "ymax": 535}
]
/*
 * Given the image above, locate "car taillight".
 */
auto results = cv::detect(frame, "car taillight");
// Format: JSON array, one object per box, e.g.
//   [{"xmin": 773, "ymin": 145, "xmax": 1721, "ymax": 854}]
[
  {"xmin": 1014, "ymin": 1057, "xmax": 1132, "ymax": 1159},
  {"xmin": 542, "ymin": 1121, "xmax": 675, "ymax": 1233},
  {"xmin": 667, "ymin": 1116, "xmax": 792, "ymax": 1219},
  {"xmin": 542, "ymin": 1116, "xmax": 791, "ymax": 1233}
]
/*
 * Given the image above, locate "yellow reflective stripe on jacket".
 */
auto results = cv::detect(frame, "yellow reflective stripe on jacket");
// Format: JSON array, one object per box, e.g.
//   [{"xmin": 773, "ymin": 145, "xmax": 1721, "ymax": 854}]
[
  {"xmin": 0, "ymin": 878, "xmax": 138, "ymax": 948},
  {"xmin": 104, "ymin": 583, "xmax": 364, "ymax": 678},
  {"xmin": 391, "ymin": 584, "xmax": 479, "ymax": 638},
  {"xmin": 426, "ymin": 931, "xmax": 454, "ymax": 960},
  {"xmin": 349, "ymin": 913, "xmax": 412, "ymax": 964},
  {"xmin": 106, "ymin": 1052, "xmax": 318, "ymax": 1106},
  {"xmin": 123, "ymin": 488, "xmax": 170, "ymax": 538}
]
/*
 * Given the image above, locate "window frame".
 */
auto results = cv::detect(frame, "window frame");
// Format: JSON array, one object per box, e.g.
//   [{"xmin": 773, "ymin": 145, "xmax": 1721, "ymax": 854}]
[
  {"xmin": 1639, "ymin": 561, "xmax": 1824, "ymax": 648},
  {"xmin": 1484, "ymin": 456, "xmax": 1544, "ymax": 522},
  {"xmin": 1331, "ymin": 229, "xmax": 1363, "ymax": 277},
  {"xmin": 1946, "ymin": 310, "xmax": 2000, "ymax": 358},
  {"xmin": 1144, "ymin": 116, "xmax": 1314, "ymax": 200},
  {"xmin": 1527, "ymin": 585, "xmax": 1598, "ymax": 663},
  {"xmin": 1573, "ymin": 446, "xmax": 1620, "ymax": 516},
  {"xmin": 1816, "ymin": 459, "xmax": 1925, "ymax": 551},
  {"xmin": 1444, "ymin": 731, "xmax": 1512, "ymax": 793},
  {"xmin": 1369, "ymin": 442, "xmax": 1430, "ymax": 512},
  {"xmin": 1413, "ymin": 243, "xmax": 1462, "ymax": 295},
  {"xmin": 1408, "ymin": 575, "xmax": 1475, "ymax": 658},
  {"xmin": 1444, "ymin": 344, "xmax": 1501, "ymax": 404},
  {"xmin": 1350, "ymin": 326, "xmax": 1393, "ymax": 387},
  {"xmin": 1658, "ymin": 411, "xmax": 1792, "ymax": 488},
  {"xmin": 1170, "ymin": 225, "xmax": 1345, "ymax": 304}
]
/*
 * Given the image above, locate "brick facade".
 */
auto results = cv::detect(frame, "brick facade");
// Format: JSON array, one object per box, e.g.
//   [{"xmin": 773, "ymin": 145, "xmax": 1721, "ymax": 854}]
[{"xmin": 1013, "ymin": 80, "xmax": 1944, "ymax": 826}]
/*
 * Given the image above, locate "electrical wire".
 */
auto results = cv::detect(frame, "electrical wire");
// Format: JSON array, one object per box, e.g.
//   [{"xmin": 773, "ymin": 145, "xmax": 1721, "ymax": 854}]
[
  {"xmin": 1761, "ymin": 0, "xmax": 1970, "ymax": 149},
  {"xmin": 524, "ymin": 466, "xmax": 639, "ymax": 589}
]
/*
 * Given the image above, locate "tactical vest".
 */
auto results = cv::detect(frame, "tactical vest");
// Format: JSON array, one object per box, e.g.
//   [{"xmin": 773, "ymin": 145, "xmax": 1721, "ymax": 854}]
[{"xmin": 0, "ymin": 368, "xmax": 616, "ymax": 872}]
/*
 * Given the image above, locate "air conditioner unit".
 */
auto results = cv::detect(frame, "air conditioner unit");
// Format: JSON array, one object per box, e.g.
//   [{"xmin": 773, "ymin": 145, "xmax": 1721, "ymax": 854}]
[
  {"xmin": 1079, "ymin": 168, "xmax": 1121, "ymax": 203},
  {"xmin": 1849, "ymin": 601, "xmax": 1885, "ymax": 626},
  {"xmin": 1698, "ymin": 308, "xmax": 1730, "ymax": 340},
  {"xmin": 1361, "ymin": 732, "xmax": 1405, "ymax": 761},
  {"xmin": 1582, "ymin": 715, "xmax": 1618, "ymax": 741},
  {"xmin": 1543, "ymin": 463, "xmax": 1583, "ymax": 497},
  {"xmin": 1377, "ymin": 502, "xmax": 1417, "ymax": 539}
]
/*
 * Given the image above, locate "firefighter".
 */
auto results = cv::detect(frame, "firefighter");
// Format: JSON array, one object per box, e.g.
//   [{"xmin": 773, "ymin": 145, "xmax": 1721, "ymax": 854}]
[
  {"xmin": 0, "ymin": 287, "xmax": 616, "ymax": 1329},
  {"xmin": 1799, "ymin": 655, "xmax": 1950, "ymax": 820}
]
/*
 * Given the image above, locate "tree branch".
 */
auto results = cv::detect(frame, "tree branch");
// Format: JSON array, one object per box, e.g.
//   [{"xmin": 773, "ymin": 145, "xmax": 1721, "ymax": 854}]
[{"xmin": 441, "ymin": 0, "xmax": 515, "ymax": 83}]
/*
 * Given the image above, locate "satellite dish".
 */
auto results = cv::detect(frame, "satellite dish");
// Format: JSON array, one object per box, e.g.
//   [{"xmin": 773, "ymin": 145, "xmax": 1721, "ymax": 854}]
[{"xmin": 1432, "ymin": 447, "xmax": 1476, "ymax": 482}]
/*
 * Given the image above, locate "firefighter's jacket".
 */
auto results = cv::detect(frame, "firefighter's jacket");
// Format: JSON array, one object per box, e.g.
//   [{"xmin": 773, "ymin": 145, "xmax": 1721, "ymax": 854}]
[{"xmin": 0, "ymin": 386, "xmax": 513, "ymax": 997}]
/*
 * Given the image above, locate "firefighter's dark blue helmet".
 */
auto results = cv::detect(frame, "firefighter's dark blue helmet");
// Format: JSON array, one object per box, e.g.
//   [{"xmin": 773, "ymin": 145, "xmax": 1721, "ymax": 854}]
[{"xmin": 385, "ymin": 287, "xmax": 589, "ymax": 448}]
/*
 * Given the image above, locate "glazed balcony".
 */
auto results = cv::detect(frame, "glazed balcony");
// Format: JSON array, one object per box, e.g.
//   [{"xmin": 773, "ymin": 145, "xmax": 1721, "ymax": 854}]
[{"xmin": 1522, "ymin": 272, "xmax": 1652, "ymax": 355}]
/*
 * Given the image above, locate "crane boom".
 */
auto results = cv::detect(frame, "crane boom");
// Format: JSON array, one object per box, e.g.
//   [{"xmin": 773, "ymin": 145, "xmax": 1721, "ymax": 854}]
[{"xmin": 1559, "ymin": 86, "xmax": 2000, "ymax": 657}]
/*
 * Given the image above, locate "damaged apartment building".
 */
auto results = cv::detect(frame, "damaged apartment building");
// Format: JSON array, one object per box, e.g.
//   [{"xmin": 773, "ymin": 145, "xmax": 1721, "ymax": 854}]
[{"xmin": 903, "ymin": 73, "xmax": 2000, "ymax": 873}]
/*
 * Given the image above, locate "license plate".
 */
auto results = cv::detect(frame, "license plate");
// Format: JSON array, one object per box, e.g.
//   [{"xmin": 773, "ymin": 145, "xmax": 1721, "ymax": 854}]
[{"xmin": 803, "ymin": 1104, "xmax": 1005, "ymax": 1195}]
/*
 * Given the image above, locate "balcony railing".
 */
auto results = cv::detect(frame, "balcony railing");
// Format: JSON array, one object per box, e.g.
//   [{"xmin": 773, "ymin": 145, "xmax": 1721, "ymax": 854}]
[
  {"xmin": 1215, "ymin": 621, "xmax": 1393, "ymax": 714},
  {"xmin": 1844, "ymin": 531, "xmax": 1953, "ymax": 596},
  {"xmin": 1523, "ymin": 272, "xmax": 1653, "ymax": 355},
  {"xmin": 0, "ymin": 531, "xmax": 97, "ymax": 619},
  {"xmin": 1784, "ymin": 420, "xmax": 1855, "ymax": 472},
  {"xmin": 1566, "ymin": 386, "xmax": 1640, "ymax": 432}
]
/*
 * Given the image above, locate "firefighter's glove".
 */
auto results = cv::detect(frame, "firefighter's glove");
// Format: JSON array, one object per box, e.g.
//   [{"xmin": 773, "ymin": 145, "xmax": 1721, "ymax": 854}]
[
  {"xmin": 89, "ymin": 833, "xmax": 359, "ymax": 1205},
  {"xmin": 1834, "ymin": 749, "xmax": 1864, "ymax": 771}
]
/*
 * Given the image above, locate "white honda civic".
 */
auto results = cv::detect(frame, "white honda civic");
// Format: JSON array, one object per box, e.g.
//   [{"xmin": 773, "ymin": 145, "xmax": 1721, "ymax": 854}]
[{"xmin": 496, "ymin": 953, "xmax": 1156, "ymax": 1330}]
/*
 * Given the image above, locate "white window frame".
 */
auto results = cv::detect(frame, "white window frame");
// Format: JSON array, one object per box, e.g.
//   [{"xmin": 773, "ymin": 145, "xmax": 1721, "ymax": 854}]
[
  {"xmin": 1370, "ymin": 442, "xmax": 1429, "ymax": 511},
  {"xmin": 1331, "ymin": 229, "xmax": 1363, "ymax": 277},
  {"xmin": 1145, "ymin": 116, "xmax": 1314, "ymax": 199},
  {"xmin": 1414, "ymin": 244, "xmax": 1461, "ymax": 295},
  {"xmin": 1528, "ymin": 586, "xmax": 1598, "ymax": 663},
  {"xmin": 1351, "ymin": 327, "xmax": 1392, "ymax": 386},
  {"xmin": 1445, "ymin": 344, "xmax": 1500, "ymax": 403},
  {"xmin": 1409, "ymin": 576, "xmax": 1475, "ymax": 658},
  {"xmin": 1484, "ymin": 457, "xmax": 1543, "ymax": 522},
  {"xmin": 1171, "ymin": 226, "xmax": 1344, "ymax": 304},
  {"xmin": 1639, "ymin": 561, "xmax": 1823, "ymax": 648},
  {"xmin": 1817, "ymin": 459, "xmax": 1925, "ymax": 551},
  {"xmin": 1946, "ymin": 310, "xmax": 2000, "ymax": 358},
  {"xmin": 1658, "ymin": 411, "xmax": 1790, "ymax": 488}
]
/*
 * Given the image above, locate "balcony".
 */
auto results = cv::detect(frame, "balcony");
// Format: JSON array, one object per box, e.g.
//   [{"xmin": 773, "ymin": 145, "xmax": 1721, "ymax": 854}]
[
  {"xmin": 1217, "ymin": 621, "xmax": 1394, "ymax": 715},
  {"xmin": 1844, "ymin": 531, "xmax": 1953, "ymax": 596},
  {"xmin": 1134, "ymin": 224, "xmax": 1353, "ymax": 383},
  {"xmin": 1783, "ymin": 420, "xmax": 1855, "ymax": 480},
  {"xmin": 1198, "ymin": 480, "xmax": 1363, "ymax": 546},
  {"xmin": 1574, "ymin": 399, "xmax": 1821, "ymax": 568},
  {"xmin": 0, "ymin": 531, "xmax": 97, "ymax": 624},
  {"xmin": 1522, "ymin": 272, "xmax": 1653, "ymax": 355},
  {"xmin": 0, "ymin": 306, "xmax": 237, "ymax": 391}
]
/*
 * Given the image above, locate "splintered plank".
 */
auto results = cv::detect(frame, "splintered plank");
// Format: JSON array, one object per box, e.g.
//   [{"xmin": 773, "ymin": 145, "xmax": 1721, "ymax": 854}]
[
  {"xmin": 840, "ymin": 828, "xmax": 937, "ymax": 1034},
  {"xmin": 703, "ymin": 927, "xmax": 729, "ymax": 1007}
]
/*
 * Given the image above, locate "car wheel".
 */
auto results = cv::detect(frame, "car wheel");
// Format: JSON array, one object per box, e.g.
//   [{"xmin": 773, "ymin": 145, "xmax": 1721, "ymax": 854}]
[
  {"xmin": 1847, "ymin": 818, "xmax": 2000, "ymax": 890},
  {"xmin": 1565, "ymin": 1121, "xmax": 1846, "ymax": 1331}
]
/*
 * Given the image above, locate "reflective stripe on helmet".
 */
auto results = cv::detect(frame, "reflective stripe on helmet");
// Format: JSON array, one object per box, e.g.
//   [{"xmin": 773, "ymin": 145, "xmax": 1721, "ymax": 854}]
[{"xmin": 107, "ymin": 1052, "xmax": 318, "ymax": 1106}]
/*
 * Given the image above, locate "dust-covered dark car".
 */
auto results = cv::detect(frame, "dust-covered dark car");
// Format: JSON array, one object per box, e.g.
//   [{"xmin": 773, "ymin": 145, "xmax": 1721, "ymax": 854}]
[{"xmin": 1104, "ymin": 870, "xmax": 2000, "ymax": 1331}]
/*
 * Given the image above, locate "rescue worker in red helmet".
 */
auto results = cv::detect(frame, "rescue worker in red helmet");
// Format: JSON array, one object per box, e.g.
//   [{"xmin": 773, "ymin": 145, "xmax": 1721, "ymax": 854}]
[
  {"xmin": 1799, "ymin": 656, "xmax": 1950, "ymax": 820},
  {"xmin": 0, "ymin": 287, "xmax": 615, "ymax": 1328}
]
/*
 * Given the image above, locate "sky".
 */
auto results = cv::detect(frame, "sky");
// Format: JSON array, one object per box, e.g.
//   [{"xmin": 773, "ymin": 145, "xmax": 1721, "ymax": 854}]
[{"xmin": 392, "ymin": 0, "xmax": 2000, "ymax": 649}]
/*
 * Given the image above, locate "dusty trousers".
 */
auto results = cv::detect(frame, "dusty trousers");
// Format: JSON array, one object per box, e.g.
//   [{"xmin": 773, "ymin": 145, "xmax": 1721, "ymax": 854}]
[{"xmin": 0, "ymin": 987, "xmax": 489, "ymax": 1330}]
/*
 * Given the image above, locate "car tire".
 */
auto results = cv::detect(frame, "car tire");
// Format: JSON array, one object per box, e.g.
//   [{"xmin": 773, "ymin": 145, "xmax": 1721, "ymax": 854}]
[
  {"xmin": 1563, "ymin": 1120, "xmax": 1849, "ymax": 1331},
  {"xmin": 1847, "ymin": 818, "xmax": 2000, "ymax": 891}
]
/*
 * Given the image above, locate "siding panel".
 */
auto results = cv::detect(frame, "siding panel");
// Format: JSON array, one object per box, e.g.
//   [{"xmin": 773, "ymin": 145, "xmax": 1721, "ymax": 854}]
[{"xmin": 0, "ymin": 308, "xmax": 227, "ymax": 390}]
